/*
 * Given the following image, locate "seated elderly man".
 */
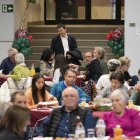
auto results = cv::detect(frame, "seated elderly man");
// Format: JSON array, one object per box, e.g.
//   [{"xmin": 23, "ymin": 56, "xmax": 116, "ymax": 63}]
[
  {"xmin": 0, "ymin": 48, "xmax": 18, "ymax": 78},
  {"xmin": 103, "ymin": 89, "xmax": 140, "ymax": 137},
  {"xmin": 50, "ymin": 69, "xmax": 90, "ymax": 105},
  {"xmin": 36, "ymin": 87, "xmax": 96, "ymax": 138},
  {"xmin": 11, "ymin": 91, "xmax": 27, "ymax": 107}
]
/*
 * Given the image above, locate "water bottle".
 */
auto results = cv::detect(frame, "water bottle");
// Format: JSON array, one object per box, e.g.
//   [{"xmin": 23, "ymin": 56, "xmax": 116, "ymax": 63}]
[
  {"xmin": 75, "ymin": 122, "xmax": 85, "ymax": 140},
  {"xmin": 96, "ymin": 119, "xmax": 106, "ymax": 139},
  {"xmin": 113, "ymin": 125, "xmax": 123, "ymax": 140}
]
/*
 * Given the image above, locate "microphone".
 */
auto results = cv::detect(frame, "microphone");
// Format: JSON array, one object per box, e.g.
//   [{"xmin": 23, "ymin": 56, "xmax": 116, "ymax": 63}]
[{"xmin": 30, "ymin": 116, "xmax": 48, "ymax": 140}]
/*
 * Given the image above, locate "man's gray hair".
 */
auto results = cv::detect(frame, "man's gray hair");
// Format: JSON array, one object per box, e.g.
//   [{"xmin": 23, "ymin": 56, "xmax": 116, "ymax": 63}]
[
  {"xmin": 0, "ymin": 101, "xmax": 12, "ymax": 118},
  {"xmin": 15, "ymin": 53, "xmax": 25, "ymax": 64},
  {"xmin": 110, "ymin": 89, "xmax": 129, "ymax": 105},
  {"xmin": 8, "ymin": 48, "xmax": 18, "ymax": 56},
  {"xmin": 62, "ymin": 87, "xmax": 78, "ymax": 97}
]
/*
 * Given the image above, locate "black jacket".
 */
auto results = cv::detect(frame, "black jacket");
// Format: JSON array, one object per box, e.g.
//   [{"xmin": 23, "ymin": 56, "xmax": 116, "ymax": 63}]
[
  {"xmin": 0, "ymin": 129, "xmax": 22, "ymax": 140},
  {"xmin": 66, "ymin": 48, "xmax": 83, "ymax": 65},
  {"xmin": 85, "ymin": 59, "xmax": 102, "ymax": 83},
  {"xmin": 50, "ymin": 35, "xmax": 77, "ymax": 56},
  {"xmin": 45, "ymin": 106, "xmax": 89, "ymax": 137}
]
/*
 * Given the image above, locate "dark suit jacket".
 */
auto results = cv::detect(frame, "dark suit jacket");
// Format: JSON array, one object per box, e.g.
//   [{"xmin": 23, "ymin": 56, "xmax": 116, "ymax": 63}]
[{"xmin": 50, "ymin": 35, "xmax": 78, "ymax": 56}]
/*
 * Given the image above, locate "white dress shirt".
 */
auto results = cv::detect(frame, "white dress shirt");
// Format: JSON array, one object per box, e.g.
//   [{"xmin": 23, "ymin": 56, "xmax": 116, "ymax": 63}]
[{"xmin": 61, "ymin": 35, "xmax": 69, "ymax": 56}]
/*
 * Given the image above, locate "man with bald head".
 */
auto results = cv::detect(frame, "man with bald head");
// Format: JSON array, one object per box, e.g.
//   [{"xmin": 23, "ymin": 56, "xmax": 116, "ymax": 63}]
[{"xmin": 36, "ymin": 87, "xmax": 96, "ymax": 138}]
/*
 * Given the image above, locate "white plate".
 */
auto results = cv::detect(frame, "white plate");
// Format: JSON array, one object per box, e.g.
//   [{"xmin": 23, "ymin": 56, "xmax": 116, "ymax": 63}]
[
  {"xmin": 33, "ymin": 137, "xmax": 53, "ymax": 140},
  {"xmin": 38, "ymin": 101, "xmax": 58, "ymax": 106},
  {"xmin": 135, "ymin": 136, "xmax": 140, "ymax": 139}
]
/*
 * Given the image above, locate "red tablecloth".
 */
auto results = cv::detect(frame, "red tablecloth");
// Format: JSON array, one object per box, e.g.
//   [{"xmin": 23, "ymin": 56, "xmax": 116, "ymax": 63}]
[
  {"xmin": 0, "ymin": 77, "xmax": 7, "ymax": 86},
  {"xmin": 30, "ymin": 108, "xmax": 53, "ymax": 126}
]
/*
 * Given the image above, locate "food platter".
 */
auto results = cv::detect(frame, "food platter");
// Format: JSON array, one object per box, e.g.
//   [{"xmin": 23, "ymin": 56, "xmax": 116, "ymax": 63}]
[{"xmin": 79, "ymin": 102, "xmax": 112, "ymax": 111}]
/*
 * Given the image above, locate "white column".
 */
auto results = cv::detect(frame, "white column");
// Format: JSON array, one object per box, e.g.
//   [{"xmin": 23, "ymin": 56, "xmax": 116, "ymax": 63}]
[
  {"xmin": 0, "ymin": 0, "xmax": 14, "ymax": 62},
  {"xmin": 125, "ymin": 0, "xmax": 140, "ymax": 75}
]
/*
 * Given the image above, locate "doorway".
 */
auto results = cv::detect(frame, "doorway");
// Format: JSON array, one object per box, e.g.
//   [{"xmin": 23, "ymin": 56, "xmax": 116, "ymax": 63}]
[{"xmin": 44, "ymin": 0, "xmax": 124, "ymax": 24}]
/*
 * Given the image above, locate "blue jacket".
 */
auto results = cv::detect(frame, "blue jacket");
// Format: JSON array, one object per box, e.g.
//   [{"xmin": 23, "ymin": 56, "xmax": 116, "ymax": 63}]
[
  {"xmin": 36, "ymin": 106, "xmax": 97, "ymax": 137},
  {"xmin": 0, "ymin": 57, "xmax": 15, "ymax": 74},
  {"xmin": 50, "ymin": 81, "xmax": 90, "ymax": 105}
]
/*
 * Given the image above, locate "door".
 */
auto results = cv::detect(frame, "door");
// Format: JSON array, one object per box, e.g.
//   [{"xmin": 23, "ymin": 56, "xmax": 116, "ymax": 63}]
[{"xmin": 44, "ymin": 0, "xmax": 124, "ymax": 24}]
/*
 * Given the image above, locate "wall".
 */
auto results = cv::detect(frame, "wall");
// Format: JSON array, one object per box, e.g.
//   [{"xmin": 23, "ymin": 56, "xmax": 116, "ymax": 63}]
[
  {"xmin": 125, "ymin": 0, "xmax": 140, "ymax": 75},
  {"xmin": 14, "ymin": 0, "xmax": 44, "ymax": 29},
  {"xmin": 0, "ymin": 0, "xmax": 14, "ymax": 61},
  {"xmin": 0, "ymin": 0, "xmax": 44, "ymax": 62}
]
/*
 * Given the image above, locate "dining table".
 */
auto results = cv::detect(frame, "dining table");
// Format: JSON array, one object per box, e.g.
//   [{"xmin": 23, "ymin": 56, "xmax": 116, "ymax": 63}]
[
  {"xmin": 32, "ymin": 136, "xmax": 139, "ymax": 140},
  {"xmin": 30, "ymin": 107, "xmax": 108, "ymax": 127}
]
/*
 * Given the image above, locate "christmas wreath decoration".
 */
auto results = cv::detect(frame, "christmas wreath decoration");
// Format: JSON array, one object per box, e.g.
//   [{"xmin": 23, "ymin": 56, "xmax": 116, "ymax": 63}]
[
  {"xmin": 106, "ymin": 28, "xmax": 124, "ymax": 57},
  {"xmin": 12, "ymin": 28, "xmax": 33, "ymax": 57}
]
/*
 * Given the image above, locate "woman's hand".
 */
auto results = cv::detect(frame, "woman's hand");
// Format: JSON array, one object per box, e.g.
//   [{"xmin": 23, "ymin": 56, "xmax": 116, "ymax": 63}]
[{"xmin": 48, "ymin": 95, "xmax": 54, "ymax": 101}]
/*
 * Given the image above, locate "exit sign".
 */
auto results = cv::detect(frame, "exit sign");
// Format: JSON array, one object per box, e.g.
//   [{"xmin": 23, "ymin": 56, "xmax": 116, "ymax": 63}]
[{"xmin": 2, "ymin": 4, "xmax": 13, "ymax": 13}]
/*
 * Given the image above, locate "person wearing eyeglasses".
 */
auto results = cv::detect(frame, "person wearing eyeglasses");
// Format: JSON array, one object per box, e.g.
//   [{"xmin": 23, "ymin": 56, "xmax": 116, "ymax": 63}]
[
  {"xmin": 50, "ymin": 69, "xmax": 90, "ymax": 105},
  {"xmin": 35, "ymin": 87, "xmax": 96, "ymax": 138}
]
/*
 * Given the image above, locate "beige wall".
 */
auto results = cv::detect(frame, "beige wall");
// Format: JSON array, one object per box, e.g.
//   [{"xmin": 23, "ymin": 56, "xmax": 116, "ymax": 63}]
[
  {"xmin": 91, "ymin": 0, "xmax": 114, "ymax": 19},
  {"xmin": 14, "ymin": 0, "xmax": 44, "ymax": 30}
]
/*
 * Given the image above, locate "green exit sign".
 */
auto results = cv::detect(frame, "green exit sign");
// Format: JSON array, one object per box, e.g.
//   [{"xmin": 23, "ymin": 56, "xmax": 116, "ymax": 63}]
[{"xmin": 2, "ymin": 4, "xmax": 13, "ymax": 13}]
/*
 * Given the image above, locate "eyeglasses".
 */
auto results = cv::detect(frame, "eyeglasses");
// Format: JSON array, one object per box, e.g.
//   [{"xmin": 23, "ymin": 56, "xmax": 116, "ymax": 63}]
[{"xmin": 63, "ymin": 94, "xmax": 76, "ymax": 98}]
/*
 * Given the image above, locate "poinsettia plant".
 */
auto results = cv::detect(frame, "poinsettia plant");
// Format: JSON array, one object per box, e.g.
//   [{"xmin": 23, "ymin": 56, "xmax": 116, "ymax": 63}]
[
  {"xmin": 106, "ymin": 28, "xmax": 124, "ymax": 57},
  {"xmin": 12, "ymin": 28, "xmax": 33, "ymax": 57}
]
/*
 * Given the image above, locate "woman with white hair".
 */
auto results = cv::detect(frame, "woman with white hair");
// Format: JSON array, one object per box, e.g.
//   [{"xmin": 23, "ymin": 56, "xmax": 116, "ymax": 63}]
[
  {"xmin": 103, "ymin": 89, "xmax": 140, "ymax": 137},
  {"xmin": 9, "ymin": 53, "xmax": 30, "ymax": 81}
]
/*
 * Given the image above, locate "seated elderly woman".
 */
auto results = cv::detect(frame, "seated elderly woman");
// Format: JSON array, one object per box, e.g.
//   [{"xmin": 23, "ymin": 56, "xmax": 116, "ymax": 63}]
[
  {"xmin": 9, "ymin": 53, "xmax": 30, "ymax": 81},
  {"xmin": 95, "ymin": 71, "xmax": 129, "ymax": 103},
  {"xmin": 129, "ymin": 83, "xmax": 140, "ymax": 105},
  {"xmin": 103, "ymin": 89, "xmax": 140, "ymax": 137}
]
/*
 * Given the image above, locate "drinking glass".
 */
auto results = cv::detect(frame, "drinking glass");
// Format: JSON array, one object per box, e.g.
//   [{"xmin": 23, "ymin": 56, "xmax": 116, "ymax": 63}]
[{"xmin": 87, "ymin": 128, "xmax": 95, "ymax": 138}]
